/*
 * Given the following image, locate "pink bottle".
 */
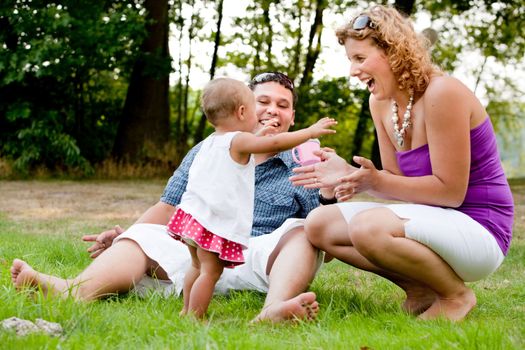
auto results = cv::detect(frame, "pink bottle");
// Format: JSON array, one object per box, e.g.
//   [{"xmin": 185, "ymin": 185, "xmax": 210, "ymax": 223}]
[{"xmin": 292, "ymin": 139, "xmax": 321, "ymax": 166}]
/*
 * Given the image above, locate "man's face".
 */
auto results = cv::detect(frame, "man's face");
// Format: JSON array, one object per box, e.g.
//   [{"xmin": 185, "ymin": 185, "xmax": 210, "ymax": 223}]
[{"xmin": 252, "ymin": 81, "xmax": 295, "ymax": 135}]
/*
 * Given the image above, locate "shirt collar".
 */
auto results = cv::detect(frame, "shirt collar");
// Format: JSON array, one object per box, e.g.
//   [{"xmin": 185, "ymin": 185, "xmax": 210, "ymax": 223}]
[{"xmin": 274, "ymin": 150, "xmax": 296, "ymax": 169}]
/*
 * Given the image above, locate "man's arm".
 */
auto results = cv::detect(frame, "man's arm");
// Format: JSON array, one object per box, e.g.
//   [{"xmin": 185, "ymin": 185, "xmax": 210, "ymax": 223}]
[
  {"xmin": 135, "ymin": 201, "xmax": 176, "ymax": 225},
  {"xmin": 82, "ymin": 201, "xmax": 177, "ymax": 258},
  {"xmin": 83, "ymin": 143, "xmax": 202, "ymax": 258}
]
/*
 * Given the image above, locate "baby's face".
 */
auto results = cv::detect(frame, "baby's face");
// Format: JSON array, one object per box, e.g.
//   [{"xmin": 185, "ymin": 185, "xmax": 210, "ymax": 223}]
[{"xmin": 243, "ymin": 90, "xmax": 259, "ymax": 132}]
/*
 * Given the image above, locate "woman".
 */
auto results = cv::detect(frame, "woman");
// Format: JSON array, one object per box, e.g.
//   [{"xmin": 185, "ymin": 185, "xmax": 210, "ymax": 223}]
[{"xmin": 291, "ymin": 5, "xmax": 514, "ymax": 321}]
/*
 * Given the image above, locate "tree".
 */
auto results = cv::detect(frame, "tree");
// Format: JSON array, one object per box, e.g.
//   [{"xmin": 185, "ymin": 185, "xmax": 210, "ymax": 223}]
[
  {"xmin": 0, "ymin": 1, "xmax": 147, "ymax": 172},
  {"xmin": 112, "ymin": 0, "xmax": 172, "ymax": 160},
  {"xmin": 420, "ymin": 0, "xmax": 525, "ymax": 146},
  {"xmin": 193, "ymin": 0, "xmax": 225, "ymax": 144},
  {"xmin": 299, "ymin": 0, "xmax": 327, "ymax": 87}
]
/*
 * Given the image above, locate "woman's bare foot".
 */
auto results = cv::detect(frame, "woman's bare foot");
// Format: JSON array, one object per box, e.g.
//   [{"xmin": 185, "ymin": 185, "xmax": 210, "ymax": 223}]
[
  {"xmin": 418, "ymin": 287, "xmax": 476, "ymax": 321},
  {"xmin": 251, "ymin": 292, "xmax": 319, "ymax": 323},
  {"xmin": 402, "ymin": 285, "xmax": 437, "ymax": 316},
  {"xmin": 10, "ymin": 259, "xmax": 70, "ymax": 298}
]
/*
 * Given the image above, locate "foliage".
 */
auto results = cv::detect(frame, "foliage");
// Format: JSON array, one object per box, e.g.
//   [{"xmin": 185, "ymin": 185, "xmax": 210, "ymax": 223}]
[
  {"xmin": 0, "ymin": 1, "xmax": 147, "ymax": 172},
  {"xmin": 419, "ymin": 0, "xmax": 525, "ymax": 118},
  {"xmin": 295, "ymin": 77, "xmax": 368, "ymax": 162},
  {"xmin": 1, "ymin": 1, "xmax": 524, "ymax": 176},
  {"xmin": 422, "ymin": 0, "xmax": 525, "ymax": 62}
]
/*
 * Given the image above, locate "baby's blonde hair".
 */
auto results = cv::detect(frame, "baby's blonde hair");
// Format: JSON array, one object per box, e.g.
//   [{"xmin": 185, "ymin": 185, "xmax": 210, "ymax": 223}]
[
  {"xmin": 336, "ymin": 5, "xmax": 442, "ymax": 94},
  {"xmin": 201, "ymin": 77, "xmax": 252, "ymax": 125}
]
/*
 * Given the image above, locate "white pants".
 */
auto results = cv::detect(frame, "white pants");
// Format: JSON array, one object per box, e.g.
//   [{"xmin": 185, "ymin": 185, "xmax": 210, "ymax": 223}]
[
  {"xmin": 335, "ymin": 202, "xmax": 504, "ymax": 282},
  {"xmin": 114, "ymin": 219, "xmax": 323, "ymax": 297}
]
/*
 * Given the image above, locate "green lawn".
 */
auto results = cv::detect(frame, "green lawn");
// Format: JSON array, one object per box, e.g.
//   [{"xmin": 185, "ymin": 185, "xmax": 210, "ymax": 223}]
[{"xmin": 1, "ymin": 180, "xmax": 524, "ymax": 349}]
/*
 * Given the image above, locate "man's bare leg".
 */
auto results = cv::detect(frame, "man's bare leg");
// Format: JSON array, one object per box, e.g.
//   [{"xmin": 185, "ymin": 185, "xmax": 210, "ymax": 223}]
[
  {"xmin": 11, "ymin": 239, "xmax": 154, "ymax": 301},
  {"xmin": 252, "ymin": 228, "xmax": 320, "ymax": 323}
]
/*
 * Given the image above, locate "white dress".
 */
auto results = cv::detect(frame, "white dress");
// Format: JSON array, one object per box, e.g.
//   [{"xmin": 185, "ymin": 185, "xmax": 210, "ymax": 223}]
[{"xmin": 177, "ymin": 131, "xmax": 254, "ymax": 247}]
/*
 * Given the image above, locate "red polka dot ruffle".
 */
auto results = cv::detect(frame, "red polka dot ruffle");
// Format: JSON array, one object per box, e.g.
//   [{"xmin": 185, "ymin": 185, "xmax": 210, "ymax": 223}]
[{"xmin": 167, "ymin": 208, "xmax": 245, "ymax": 268}]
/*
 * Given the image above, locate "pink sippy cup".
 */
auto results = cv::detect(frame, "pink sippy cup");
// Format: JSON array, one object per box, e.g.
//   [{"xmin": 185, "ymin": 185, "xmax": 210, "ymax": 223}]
[{"xmin": 292, "ymin": 139, "xmax": 321, "ymax": 166}]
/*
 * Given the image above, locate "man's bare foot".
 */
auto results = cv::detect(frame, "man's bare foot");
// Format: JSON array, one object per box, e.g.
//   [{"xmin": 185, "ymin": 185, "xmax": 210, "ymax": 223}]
[
  {"xmin": 418, "ymin": 287, "xmax": 476, "ymax": 322},
  {"xmin": 251, "ymin": 292, "xmax": 319, "ymax": 323},
  {"xmin": 10, "ymin": 259, "xmax": 69, "ymax": 298},
  {"xmin": 11, "ymin": 259, "xmax": 43, "ymax": 291},
  {"xmin": 402, "ymin": 285, "xmax": 437, "ymax": 316}
]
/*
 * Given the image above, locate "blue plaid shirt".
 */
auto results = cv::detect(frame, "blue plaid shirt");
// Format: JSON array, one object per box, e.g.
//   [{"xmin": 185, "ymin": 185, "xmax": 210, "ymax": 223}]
[{"xmin": 160, "ymin": 142, "xmax": 319, "ymax": 237}]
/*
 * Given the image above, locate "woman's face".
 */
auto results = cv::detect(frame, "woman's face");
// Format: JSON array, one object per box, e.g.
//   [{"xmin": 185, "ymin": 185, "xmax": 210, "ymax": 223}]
[
  {"xmin": 252, "ymin": 81, "xmax": 295, "ymax": 134},
  {"xmin": 344, "ymin": 37, "xmax": 396, "ymax": 101}
]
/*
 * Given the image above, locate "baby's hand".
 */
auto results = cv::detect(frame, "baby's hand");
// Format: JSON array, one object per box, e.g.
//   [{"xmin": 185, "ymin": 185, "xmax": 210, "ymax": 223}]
[
  {"xmin": 255, "ymin": 118, "xmax": 279, "ymax": 136},
  {"xmin": 307, "ymin": 117, "xmax": 337, "ymax": 138}
]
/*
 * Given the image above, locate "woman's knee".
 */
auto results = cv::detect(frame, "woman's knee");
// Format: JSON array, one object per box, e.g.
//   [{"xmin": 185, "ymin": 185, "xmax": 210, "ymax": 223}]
[
  {"xmin": 348, "ymin": 210, "xmax": 391, "ymax": 256},
  {"xmin": 304, "ymin": 205, "xmax": 339, "ymax": 247}
]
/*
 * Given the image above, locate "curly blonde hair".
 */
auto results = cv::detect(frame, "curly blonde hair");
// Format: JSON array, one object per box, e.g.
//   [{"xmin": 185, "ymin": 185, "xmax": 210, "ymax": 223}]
[{"xmin": 336, "ymin": 5, "xmax": 442, "ymax": 94}]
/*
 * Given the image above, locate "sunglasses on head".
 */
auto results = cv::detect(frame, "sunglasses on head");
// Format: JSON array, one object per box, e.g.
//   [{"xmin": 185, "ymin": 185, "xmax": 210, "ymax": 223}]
[
  {"xmin": 251, "ymin": 72, "xmax": 294, "ymax": 91},
  {"xmin": 352, "ymin": 15, "xmax": 376, "ymax": 30}
]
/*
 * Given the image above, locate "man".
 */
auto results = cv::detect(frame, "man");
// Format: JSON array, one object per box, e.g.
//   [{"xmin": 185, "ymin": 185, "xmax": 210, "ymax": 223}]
[{"xmin": 12, "ymin": 72, "xmax": 337, "ymax": 322}]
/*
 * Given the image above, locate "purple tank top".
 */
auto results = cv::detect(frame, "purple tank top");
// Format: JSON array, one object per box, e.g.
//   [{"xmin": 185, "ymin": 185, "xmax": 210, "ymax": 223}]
[{"xmin": 396, "ymin": 117, "xmax": 514, "ymax": 255}]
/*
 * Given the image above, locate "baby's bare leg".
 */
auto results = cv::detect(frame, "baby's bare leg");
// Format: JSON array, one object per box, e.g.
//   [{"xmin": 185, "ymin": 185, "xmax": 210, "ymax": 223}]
[
  {"xmin": 181, "ymin": 245, "xmax": 200, "ymax": 315},
  {"xmin": 187, "ymin": 248, "xmax": 224, "ymax": 319}
]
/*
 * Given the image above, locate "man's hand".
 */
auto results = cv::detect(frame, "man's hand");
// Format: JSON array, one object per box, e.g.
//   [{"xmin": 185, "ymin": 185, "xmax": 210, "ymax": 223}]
[{"xmin": 82, "ymin": 225, "xmax": 125, "ymax": 259}]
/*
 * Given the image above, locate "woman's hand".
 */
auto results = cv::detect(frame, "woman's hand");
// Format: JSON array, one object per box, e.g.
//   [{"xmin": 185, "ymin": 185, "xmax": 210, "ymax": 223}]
[
  {"xmin": 334, "ymin": 156, "xmax": 379, "ymax": 201},
  {"xmin": 82, "ymin": 225, "xmax": 124, "ymax": 258},
  {"xmin": 290, "ymin": 148, "xmax": 354, "ymax": 189}
]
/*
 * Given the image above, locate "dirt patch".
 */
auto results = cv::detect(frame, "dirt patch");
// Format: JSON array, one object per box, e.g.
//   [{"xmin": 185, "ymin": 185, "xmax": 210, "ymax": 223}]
[
  {"xmin": 0, "ymin": 180, "xmax": 165, "ymax": 226},
  {"xmin": 1, "ymin": 179, "xmax": 523, "ymax": 238}
]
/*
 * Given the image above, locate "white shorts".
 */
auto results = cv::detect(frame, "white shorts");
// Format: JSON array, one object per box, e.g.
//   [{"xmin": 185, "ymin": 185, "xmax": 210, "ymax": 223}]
[
  {"xmin": 115, "ymin": 219, "xmax": 323, "ymax": 297},
  {"xmin": 335, "ymin": 202, "xmax": 504, "ymax": 282}
]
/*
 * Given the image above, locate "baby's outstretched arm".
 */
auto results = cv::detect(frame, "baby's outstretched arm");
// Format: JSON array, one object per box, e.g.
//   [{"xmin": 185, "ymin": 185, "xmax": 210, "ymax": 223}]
[
  {"xmin": 232, "ymin": 117, "xmax": 337, "ymax": 157},
  {"xmin": 306, "ymin": 117, "xmax": 338, "ymax": 139}
]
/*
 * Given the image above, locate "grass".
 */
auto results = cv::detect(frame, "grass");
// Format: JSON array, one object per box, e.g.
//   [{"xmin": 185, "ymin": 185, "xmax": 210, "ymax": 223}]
[{"xmin": 0, "ymin": 179, "xmax": 524, "ymax": 349}]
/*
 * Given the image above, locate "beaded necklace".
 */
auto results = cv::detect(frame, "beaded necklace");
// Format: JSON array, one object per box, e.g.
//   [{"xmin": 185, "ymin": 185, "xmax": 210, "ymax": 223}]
[{"xmin": 391, "ymin": 94, "xmax": 413, "ymax": 147}]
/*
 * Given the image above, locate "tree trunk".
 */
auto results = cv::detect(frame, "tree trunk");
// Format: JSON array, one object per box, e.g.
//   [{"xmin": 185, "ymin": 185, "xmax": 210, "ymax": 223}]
[
  {"xmin": 179, "ymin": 4, "xmax": 199, "ymax": 154},
  {"xmin": 350, "ymin": 93, "xmax": 371, "ymax": 165},
  {"xmin": 209, "ymin": 0, "xmax": 224, "ymax": 80},
  {"xmin": 299, "ymin": 0, "xmax": 326, "ymax": 87},
  {"xmin": 262, "ymin": 0, "xmax": 274, "ymax": 70},
  {"xmin": 289, "ymin": 3, "xmax": 303, "ymax": 80},
  {"xmin": 112, "ymin": 0, "xmax": 170, "ymax": 160},
  {"xmin": 194, "ymin": 0, "xmax": 224, "ymax": 144},
  {"xmin": 394, "ymin": 0, "xmax": 416, "ymax": 17}
]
